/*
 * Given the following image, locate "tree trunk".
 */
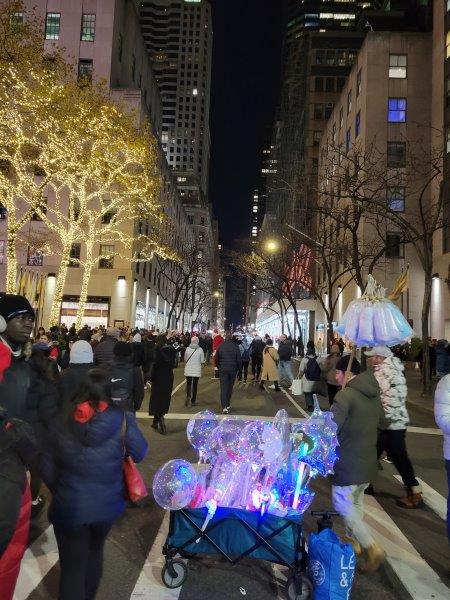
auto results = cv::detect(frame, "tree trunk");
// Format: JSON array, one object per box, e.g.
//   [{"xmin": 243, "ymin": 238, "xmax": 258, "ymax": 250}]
[
  {"xmin": 6, "ymin": 229, "xmax": 18, "ymax": 293},
  {"xmin": 49, "ymin": 243, "xmax": 72, "ymax": 326},
  {"xmin": 76, "ymin": 244, "xmax": 95, "ymax": 330},
  {"xmin": 421, "ymin": 268, "xmax": 432, "ymax": 394}
]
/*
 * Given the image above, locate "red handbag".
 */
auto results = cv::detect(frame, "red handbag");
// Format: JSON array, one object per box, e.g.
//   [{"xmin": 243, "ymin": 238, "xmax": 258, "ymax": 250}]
[{"xmin": 122, "ymin": 417, "xmax": 148, "ymax": 502}]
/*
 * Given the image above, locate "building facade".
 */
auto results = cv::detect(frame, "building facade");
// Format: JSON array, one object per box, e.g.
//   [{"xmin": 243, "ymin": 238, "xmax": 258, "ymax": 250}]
[
  {"xmin": 0, "ymin": 0, "xmax": 197, "ymax": 330},
  {"xmin": 317, "ymin": 30, "xmax": 448, "ymax": 337}
]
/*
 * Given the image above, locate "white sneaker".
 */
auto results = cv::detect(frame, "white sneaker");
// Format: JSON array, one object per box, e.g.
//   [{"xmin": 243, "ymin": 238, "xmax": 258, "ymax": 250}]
[
  {"xmin": 268, "ymin": 384, "xmax": 277, "ymax": 390},
  {"xmin": 222, "ymin": 406, "xmax": 230, "ymax": 414}
]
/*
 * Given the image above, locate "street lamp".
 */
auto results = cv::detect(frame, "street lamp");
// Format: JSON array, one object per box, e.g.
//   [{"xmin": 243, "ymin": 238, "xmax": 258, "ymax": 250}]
[{"xmin": 265, "ymin": 239, "xmax": 279, "ymax": 254}]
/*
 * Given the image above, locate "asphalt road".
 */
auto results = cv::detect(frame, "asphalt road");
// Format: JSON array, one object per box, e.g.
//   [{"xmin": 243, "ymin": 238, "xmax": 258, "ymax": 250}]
[{"xmin": 15, "ymin": 364, "xmax": 449, "ymax": 600}]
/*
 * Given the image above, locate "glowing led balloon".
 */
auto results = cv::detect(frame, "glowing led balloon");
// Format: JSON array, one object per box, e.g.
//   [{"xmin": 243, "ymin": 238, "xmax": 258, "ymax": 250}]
[
  {"xmin": 187, "ymin": 410, "xmax": 219, "ymax": 458},
  {"xmin": 210, "ymin": 418, "xmax": 245, "ymax": 461},
  {"xmin": 152, "ymin": 459, "xmax": 198, "ymax": 510},
  {"xmin": 301, "ymin": 396, "xmax": 339, "ymax": 477},
  {"xmin": 273, "ymin": 409, "xmax": 291, "ymax": 462}
]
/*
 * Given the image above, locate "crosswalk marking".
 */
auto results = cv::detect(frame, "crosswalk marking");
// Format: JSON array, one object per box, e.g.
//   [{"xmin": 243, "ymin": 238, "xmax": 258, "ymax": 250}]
[
  {"xmin": 279, "ymin": 387, "xmax": 310, "ymax": 418},
  {"xmin": 14, "ymin": 526, "xmax": 59, "ymax": 600},
  {"xmin": 393, "ymin": 475, "xmax": 447, "ymax": 521},
  {"xmin": 364, "ymin": 495, "xmax": 449, "ymax": 600},
  {"xmin": 130, "ymin": 512, "xmax": 182, "ymax": 599}
]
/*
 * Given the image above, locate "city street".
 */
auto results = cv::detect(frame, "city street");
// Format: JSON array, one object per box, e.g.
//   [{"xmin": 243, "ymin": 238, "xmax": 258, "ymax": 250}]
[{"xmin": 15, "ymin": 364, "xmax": 449, "ymax": 600}]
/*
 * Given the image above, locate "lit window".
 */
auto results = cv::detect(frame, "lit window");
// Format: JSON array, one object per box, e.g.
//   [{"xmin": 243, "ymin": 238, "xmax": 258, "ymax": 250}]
[
  {"xmin": 389, "ymin": 54, "xmax": 407, "ymax": 78},
  {"xmin": 192, "ymin": 88, "xmax": 198, "ymax": 95},
  {"xmin": 355, "ymin": 110, "xmax": 361, "ymax": 137},
  {"xmin": 356, "ymin": 69, "xmax": 362, "ymax": 96},
  {"xmin": 81, "ymin": 14, "xmax": 96, "ymax": 41},
  {"xmin": 45, "ymin": 12, "xmax": 60, "ymax": 40},
  {"xmin": 346, "ymin": 128, "xmax": 351, "ymax": 152},
  {"xmin": 252, "ymin": 206, "xmax": 258, "ymax": 213},
  {"xmin": 387, "ymin": 187, "xmax": 405, "ymax": 212},
  {"xmin": 388, "ymin": 98, "xmax": 406, "ymax": 123},
  {"xmin": 387, "ymin": 141, "xmax": 406, "ymax": 167}
]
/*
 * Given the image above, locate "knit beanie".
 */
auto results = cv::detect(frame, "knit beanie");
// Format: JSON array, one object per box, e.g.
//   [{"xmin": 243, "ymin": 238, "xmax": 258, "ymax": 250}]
[
  {"xmin": 114, "ymin": 341, "xmax": 133, "ymax": 357},
  {"xmin": 70, "ymin": 340, "xmax": 94, "ymax": 364},
  {"xmin": 336, "ymin": 354, "xmax": 361, "ymax": 375},
  {"xmin": 0, "ymin": 294, "xmax": 35, "ymax": 322}
]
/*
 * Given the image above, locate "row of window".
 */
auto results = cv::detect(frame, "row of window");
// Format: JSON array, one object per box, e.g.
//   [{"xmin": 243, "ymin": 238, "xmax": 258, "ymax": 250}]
[{"xmin": 45, "ymin": 12, "xmax": 96, "ymax": 41}]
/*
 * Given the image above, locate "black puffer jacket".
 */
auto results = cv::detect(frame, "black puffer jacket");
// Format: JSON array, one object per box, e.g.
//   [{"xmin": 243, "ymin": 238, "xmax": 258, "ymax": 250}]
[
  {"xmin": 0, "ymin": 356, "xmax": 59, "ymax": 444},
  {"xmin": 278, "ymin": 341, "xmax": 293, "ymax": 361},
  {"xmin": 216, "ymin": 340, "xmax": 242, "ymax": 373},
  {"xmin": 108, "ymin": 356, "xmax": 145, "ymax": 412},
  {"xmin": 93, "ymin": 336, "xmax": 117, "ymax": 367}
]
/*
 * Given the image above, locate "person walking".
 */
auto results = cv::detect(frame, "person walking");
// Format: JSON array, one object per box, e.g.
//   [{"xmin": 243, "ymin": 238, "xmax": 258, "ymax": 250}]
[
  {"xmin": 0, "ymin": 294, "xmax": 59, "ymax": 518},
  {"xmin": 109, "ymin": 342, "xmax": 145, "ymax": 414},
  {"xmin": 93, "ymin": 327, "xmax": 119, "ymax": 367},
  {"xmin": 212, "ymin": 329, "xmax": 224, "ymax": 379},
  {"xmin": 323, "ymin": 344, "xmax": 341, "ymax": 406},
  {"xmin": 250, "ymin": 334, "xmax": 265, "ymax": 381},
  {"xmin": 184, "ymin": 336, "xmax": 205, "ymax": 407},
  {"xmin": 434, "ymin": 374, "xmax": 450, "ymax": 540},
  {"xmin": 59, "ymin": 340, "xmax": 94, "ymax": 409},
  {"xmin": 297, "ymin": 342, "xmax": 322, "ymax": 411},
  {"xmin": 365, "ymin": 346, "xmax": 422, "ymax": 508},
  {"xmin": 237, "ymin": 335, "xmax": 251, "ymax": 383},
  {"xmin": 436, "ymin": 339, "xmax": 450, "ymax": 377},
  {"xmin": 296, "ymin": 336, "xmax": 304, "ymax": 358},
  {"xmin": 0, "ymin": 408, "xmax": 36, "ymax": 600},
  {"xmin": 260, "ymin": 339, "xmax": 280, "ymax": 392},
  {"xmin": 40, "ymin": 369, "xmax": 147, "ymax": 600},
  {"xmin": 331, "ymin": 355, "xmax": 385, "ymax": 572},
  {"xmin": 215, "ymin": 331, "xmax": 242, "ymax": 414},
  {"xmin": 149, "ymin": 334, "xmax": 176, "ymax": 434},
  {"xmin": 277, "ymin": 334, "xmax": 294, "ymax": 388}
]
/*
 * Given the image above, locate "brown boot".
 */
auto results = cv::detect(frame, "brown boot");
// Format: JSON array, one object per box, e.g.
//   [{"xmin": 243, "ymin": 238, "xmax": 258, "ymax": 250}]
[
  {"xmin": 396, "ymin": 485, "xmax": 423, "ymax": 509},
  {"xmin": 341, "ymin": 535, "xmax": 362, "ymax": 556},
  {"xmin": 358, "ymin": 543, "xmax": 385, "ymax": 572}
]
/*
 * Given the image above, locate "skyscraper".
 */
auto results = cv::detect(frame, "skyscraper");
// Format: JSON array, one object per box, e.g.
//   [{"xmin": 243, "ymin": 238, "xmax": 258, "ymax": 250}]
[{"xmin": 137, "ymin": 0, "xmax": 212, "ymax": 200}]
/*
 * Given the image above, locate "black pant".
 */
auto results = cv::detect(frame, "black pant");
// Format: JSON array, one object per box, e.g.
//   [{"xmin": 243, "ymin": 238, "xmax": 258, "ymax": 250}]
[
  {"xmin": 54, "ymin": 520, "xmax": 114, "ymax": 600},
  {"xmin": 304, "ymin": 392, "xmax": 314, "ymax": 409},
  {"xmin": 377, "ymin": 429, "xmax": 419, "ymax": 488},
  {"xmin": 238, "ymin": 361, "xmax": 250, "ymax": 382},
  {"xmin": 186, "ymin": 376, "xmax": 199, "ymax": 403},
  {"xmin": 327, "ymin": 383, "xmax": 340, "ymax": 406},
  {"xmin": 251, "ymin": 357, "xmax": 262, "ymax": 379},
  {"xmin": 219, "ymin": 370, "xmax": 236, "ymax": 409}
]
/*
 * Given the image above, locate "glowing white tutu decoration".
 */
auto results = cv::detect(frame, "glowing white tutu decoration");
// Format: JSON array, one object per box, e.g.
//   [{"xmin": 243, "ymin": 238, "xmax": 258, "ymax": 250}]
[{"xmin": 335, "ymin": 275, "xmax": 414, "ymax": 346}]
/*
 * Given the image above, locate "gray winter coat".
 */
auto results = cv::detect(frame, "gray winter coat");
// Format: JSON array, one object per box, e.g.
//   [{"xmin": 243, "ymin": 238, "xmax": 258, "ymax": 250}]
[{"xmin": 331, "ymin": 370, "xmax": 383, "ymax": 486}]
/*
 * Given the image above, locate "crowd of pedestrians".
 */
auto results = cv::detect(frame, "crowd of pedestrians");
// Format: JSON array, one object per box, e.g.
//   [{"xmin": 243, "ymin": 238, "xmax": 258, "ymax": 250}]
[{"xmin": 1, "ymin": 293, "xmax": 449, "ymax": 598}]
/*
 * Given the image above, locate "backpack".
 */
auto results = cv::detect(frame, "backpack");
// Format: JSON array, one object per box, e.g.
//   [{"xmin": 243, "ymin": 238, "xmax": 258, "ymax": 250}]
[
  {"xmin": 109, "ymin": 365, "xmax": 134, "ymax": 410},
  {"xmin": 305, "ymin": 357, "xmax": 321, "ymax": 381}
]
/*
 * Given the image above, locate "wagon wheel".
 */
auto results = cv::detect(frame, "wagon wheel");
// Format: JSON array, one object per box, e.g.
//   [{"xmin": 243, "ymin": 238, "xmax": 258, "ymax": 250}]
[{"xmin": 161, "ymin": 559, "xmax": 188, "ymax": 589}]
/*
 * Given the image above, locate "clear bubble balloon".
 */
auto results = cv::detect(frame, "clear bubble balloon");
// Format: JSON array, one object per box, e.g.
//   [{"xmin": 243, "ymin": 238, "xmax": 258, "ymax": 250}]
[
  {"xmin": 273, "ymin": 409, "xmax": 291, "ymax": 462},
  {"xmin": 210, "ymin": 418, "xmax": 245, "ymax": 461},
  {"xmin": 237, "ymin": 421, "xmax": 282, "ymax": 465},
  {"xmin": 187, "ymin": 410, "xmax": 219, "ymax": 453},
  {"xmin": 152, "ymin": 459, "xmax": 198, "ymax": 510}
]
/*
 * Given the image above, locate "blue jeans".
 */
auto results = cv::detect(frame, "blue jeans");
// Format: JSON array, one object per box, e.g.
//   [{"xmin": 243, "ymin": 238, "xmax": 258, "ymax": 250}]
[
  {"xmin": 446, "ymin": 459, "xmax": 450, "ymax": 541},
  {"xmin": 278, "ymin": 360, "xmax": 294, "ymax": 385}
]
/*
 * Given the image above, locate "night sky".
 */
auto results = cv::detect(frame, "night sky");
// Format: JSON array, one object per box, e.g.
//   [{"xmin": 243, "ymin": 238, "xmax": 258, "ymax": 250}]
[{"xmin": 209, "ymin": 0, "xmax": 284, "ymax": 250}]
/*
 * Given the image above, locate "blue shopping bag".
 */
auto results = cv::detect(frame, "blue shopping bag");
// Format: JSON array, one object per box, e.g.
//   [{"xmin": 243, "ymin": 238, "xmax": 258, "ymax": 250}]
[{"xmin": 307, "ymin": 529, "xmax": 355, "ymax": 600}]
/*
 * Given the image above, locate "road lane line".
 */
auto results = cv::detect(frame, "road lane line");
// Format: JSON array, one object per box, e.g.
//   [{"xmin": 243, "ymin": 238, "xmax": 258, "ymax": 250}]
[
  {"xmin": 407, "ymin": 426, "xmax": 442, "ymax": 436},
  {"xmin": 393, "ymin": 475, "xmax": 447, "ymax": 521},
  {"xmin": 130, "ymin": 512, "xmax": 182, "ymax": 599},
  {"xmin": 364, "ymin": 495, "xmax": 449, "ymax": 600},
  {"xmin": 14, "ymin": 526, "xmax": 59, "ymax": 600},
  {"xmin": 170, "ymin": 380, "xmax": 186, "ymax": 396},
  {"xmin": 279, "ymin": 387, "xmax": 310, "ymax": 418}
]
